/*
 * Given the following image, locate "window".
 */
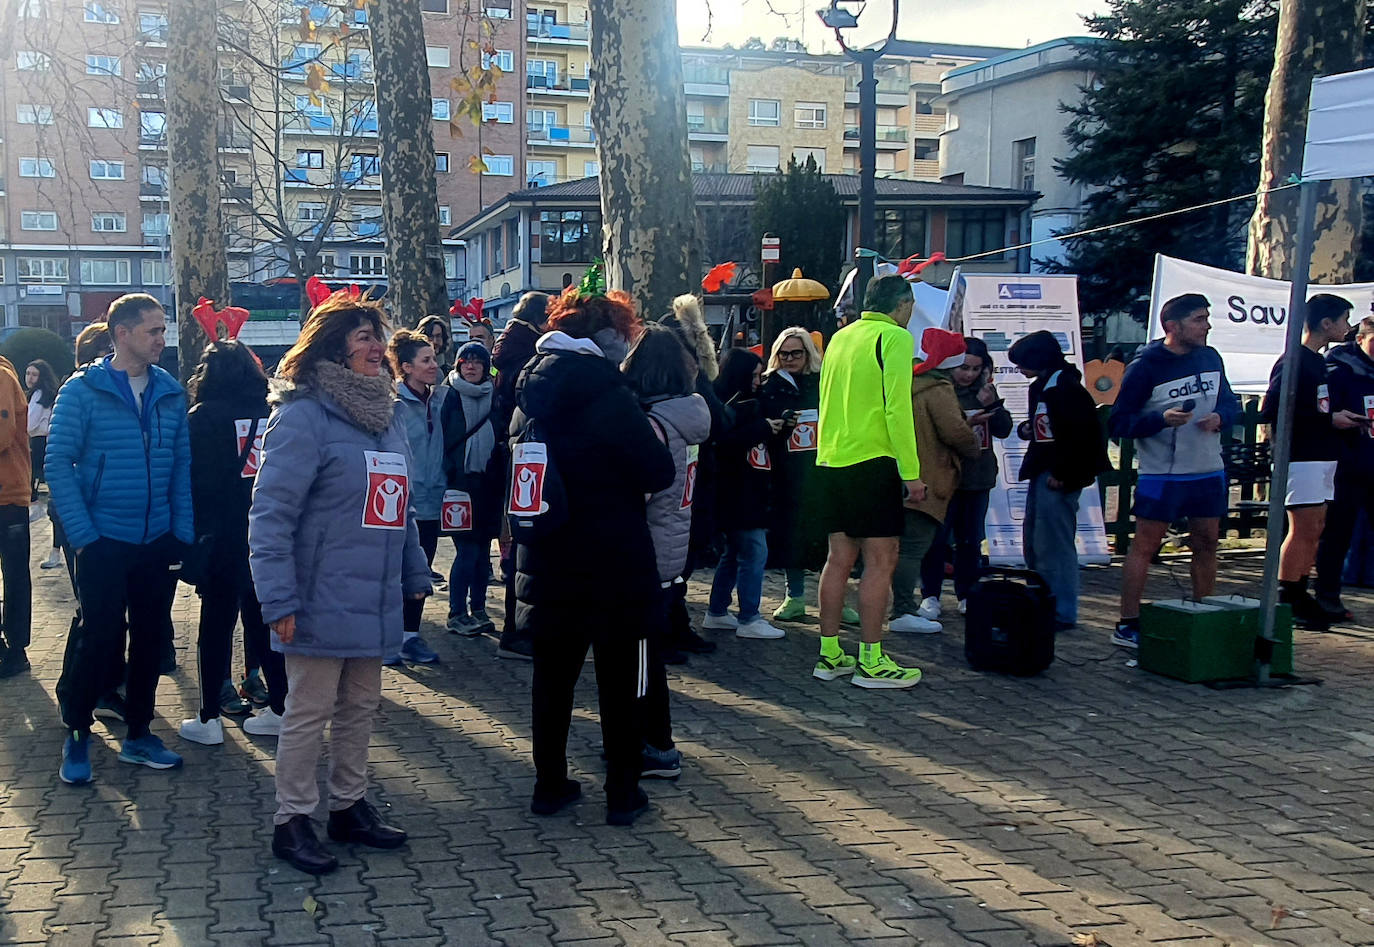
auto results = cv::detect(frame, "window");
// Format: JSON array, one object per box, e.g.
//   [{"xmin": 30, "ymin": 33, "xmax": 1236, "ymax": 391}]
[
  {"xmin": 22, "ymin": 211, "xmax": 59, "ymax": 231},
  {"xmin": 486, "ymin": 0, "xmax": 512, "ymax": 17},
  {"xmin": 17, "ymin": 51, "xmax": 51, "ymax": 71},
  {"xmin": 483, "ymin": 155, "xmax": 514, "ymax": 176},
  {"xmin": 527, "ymin": 59, "xmax": 559, "ymax": 87},
  {"xmin": 142, "ymin": 212, "xmax": 170, "ymax": 237},
  {"xmin": 140, "ymin": 111, "xmax": 167, "ymax": 144},
  {"xmin": 86, "ymin": 55, "xmax": 122, "ymax": 76},
  {"xmin": 445, "ymin": 252, "xmax": 458, "ymax": 281},
  {"xmin": 352, "ymin": 153, "xmax": 380, "ymax": 177},
  {"xmin": 142, "ymin": 259, "xmax": 170, "ymax": 285},
  {"xmin": 17, "ymin": 258, "xmax": 68, "ymax": 284},
  {"xmin": 481, "ymin": 49, "xmax": 514, "ymax": 71},
  {"xmin": 421, "ymin": 0, "xmax": 447, "ymax": 11},
  {"xmin": 794, "ymin": 102, "xmax": 826, "ymax": 129},
  {"xmin": 431, "ymin": 98, "xmax": 451, "ymax": 120},
  {"xmin": 875, "ymin": 208, "xmax": 927, "ymax": 260},
  {"xmin": 438, "ymin": 206, "xmax": 451, "ymax": 226},
  {"xmin": 583, "ymin": 160, "xmax": 600, "ymax": 176},
  {"xmin": 686, "ymin": 102, "xmax": 705, "ymax": 128},
  {"xmin": 141, "ymin": 165, "xmax": 168, "ymax": 191},
  {"xmin": 84, "ymin": 2, "xmax": 119, "ymax": 22},
  {"xmin": 80, "ymin": 259, "xmax": 131, "ymax": 284},
  {"xmin": 876, "ymin": 151, "xmax": 896, "ymax": 172},
  {"xmin": 426, "ymin": 45, "xmax": 450, "ymax": 67},
  {"xmin": 527, "ymin": 109, "xmax": 557, "ymax": 131},
  {"xmin": 746, "ymin": 145, "xmax": 780, "ymax": 173},
  {"xmin": 92, "ymin": 212, "xmax": 127, "ymax": 233},
  {"xmin": 137, "ymin": 61, "xmax": 166, "ymax": 96},
  {"xmin": 538, "ymin": 210, "xmax": 601, "ymax": 264},
  {"xmin": 490, "ymin": 225, "xmax": 503, "ymax": 273},
  {"xmin": 792, "ymin": 147, "xmax": 826, "ymax": 171},
  {"xmin": 297, "ymin": 149, "xmax": 324, "ymax": 169},
  {"xmin": 89, "ymin": 107, "xmax": 124, "ymax": 128},
  {"xmin": 20, "ymin": 158, "xmax": 56, "ymax": 178},
  {"xmin": 482, "ymin": 101, "xmax": 514, "ymax": 123},
  {"xmin": 138, "ymin": 10, "xmax": 168, "ymax": 40},
  {"xmin": 945, "ymin": 207, "xmax": 1006, "ymax": 260},
  {"xmin": 689, "ymin": 147, "xmax": 706, "ymax": 172},
  {"xmin": 18, "ymin": 0, "xmax": 47, "ymax": 17},
  {"xmin": 506, "ymin": 218, "xmax": 519, "ymax": 269},
  {"xmin": 435, "ymin": 153, "xmax": 450, "ymax": 172},
  {"xmin": 350, "ymin": 254, "xmax": 386, "ymax": 276},
  {"xmin": 17, "ymin": 104, "xmax": 55, "ymax": 125},
  {"xmin": 1014, "ymin": 137, "xmax": 1036, "ymax": 191},
  {"xmin": 748, "ymin": 99, "xmax": 780, "ymax": 127},
  {"xmin": 527, "ymin": 160, "xmax": 557, "ymax": 186},
  {"xmin": 297, "ymin": 202, "xmax": 326, "ymax": 221}
]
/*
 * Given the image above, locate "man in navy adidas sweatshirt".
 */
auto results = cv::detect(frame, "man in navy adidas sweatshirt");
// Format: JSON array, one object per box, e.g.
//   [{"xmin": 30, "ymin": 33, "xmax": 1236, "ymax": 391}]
[{"xmin": 1108, "ymin": 293, "xmax": 1241, "ymax": 649}]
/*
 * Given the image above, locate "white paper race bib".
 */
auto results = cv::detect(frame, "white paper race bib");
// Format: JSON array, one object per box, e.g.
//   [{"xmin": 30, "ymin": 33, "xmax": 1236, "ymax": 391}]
[
  {"xmin": 1318, "ymin": 383, "xmax": 1331, "ymax": 414},
  {"xmin": 1364, "ymin": 394, "xmax": 1374, "ymax": 438},
  {"xmin": 747, "ymin": 443, "xmax": 772, "ymax": 470},
  {"xmin": 1032, "ymin": 402, "xmax": 1054, "ymax": 442},
  {"xmin": 966, "ymin": 409, "xmax": 991, "ymax": 450},
  {"xmin": 235, "ymin": 417, "xmax": 268, "ymax": 478},
  {"xmin": 362, "ymin": 450, "xmax": 408, "ymax": 530},
  {"xmin": 681, "ymin": 444, "xmax": 700, "ymax": 510},
  {"xmin": 441, "ymin": 489, "xmax": 473, "ymax": 532},
  {"xmin": 787, "ymin": 409, "xmax": 819, "ymax": 452},
  {"xmin": 509, "ymin": 442, "xmax": 550, "ymax": 515}
]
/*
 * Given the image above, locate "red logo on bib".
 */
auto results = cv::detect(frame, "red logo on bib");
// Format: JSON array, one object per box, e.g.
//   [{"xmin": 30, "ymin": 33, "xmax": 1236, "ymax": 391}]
[
  {"xmin": 747, "ymin": 444, "xmax": 772, "ymax": 470},
  {"xmin": 441, "ymin": 490, "xmax": 472, "ymax": 531},
  {"xmin": 235, "ymin": 418, "xmax": 267, "ymax": 478},
  {"xmin": 509, "ymin": 443, "xmax": 549, "ymax": 515},
  {"xmin": 681, "ymin": 445, "xmax": 699, "ymax": 510},
  {"xmin": 362, "ymin": 451, "xmax": 408, "ymax": 530},
  {"xmin": 1032, "ymin": 403, "xmax": 1054, "ymax": 442}
]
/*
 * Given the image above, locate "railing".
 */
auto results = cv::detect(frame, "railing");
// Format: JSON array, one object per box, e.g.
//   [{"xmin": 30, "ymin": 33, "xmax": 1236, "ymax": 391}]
[
  {"xmin": 526, "ymin": 21, "xmax": 588, "ymax": 40},
  {"xmin": 218, "ymin": 133, "xmax": 251, "ymax": 149},
  {"xmin": 691, "ymin": 162, "xmax": 730, "ymax": 174},
  {"xmin": 140, "ymin": 182, "xmax": 168, "ymax": 197},
  {"xmin": 222, "ymin": 83, "xmax": 251, "ymax": 101},
  {"xmin": 688, "ymin": 116, "xmax": 728, "ymax": 135},
  {"xmin": 140, "ymin": 132, "xmax": 167, "ymax": 147},
  {"xmin": 843, "ymin": 125, "xmax": 908, "ymax": 142},
  {"xmin": 526, "ymin": 75, "xmax": 590, "ymax": 93},
  {"xmin": 225, "ymin": 185, "xmax": 251, "ymax": 202},
  {"xmin": 912, "ymin": 113, "xmax": 945, "ymax": 137},
  {"xmin": 683, "ymin": 66, "xmax": 730, "ymax": 86},
  {"xmin": 845, "ymin": 73, "xmax": 908, "ymax": 96},
  {"xmin": 528, "ymin": 125, "xmax": 596, "ymax": 144},
  {"xmin": 138, "ymin": 79, "xmax": 166, "ymax": 98}
]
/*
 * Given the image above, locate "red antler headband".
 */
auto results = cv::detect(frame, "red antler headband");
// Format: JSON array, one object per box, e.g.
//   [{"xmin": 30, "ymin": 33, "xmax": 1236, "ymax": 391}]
[
  {"xmin": 896, "ymin": 252, "xmax": 947, "ymax": 279},
  {"xmin": 450, "ymin": 298, "xmax": 486, "ymax": 324},
  {"xmin": 305, "ymin": 275, "xmax": 362, "ymax": 309},
  {"xmin": 192, "ymin": 297, "xmax": 252, "ymax": 341}
]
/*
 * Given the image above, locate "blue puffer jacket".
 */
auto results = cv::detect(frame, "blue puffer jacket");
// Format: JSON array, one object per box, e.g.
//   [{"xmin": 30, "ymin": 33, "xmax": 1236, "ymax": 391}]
[
  {"xmin": 45, "ymin": 358, "xmax": 193, "ymax": 551},
  {"xmin": 394, "ymin": 381, "xmax": 449, "ymax": 521}
]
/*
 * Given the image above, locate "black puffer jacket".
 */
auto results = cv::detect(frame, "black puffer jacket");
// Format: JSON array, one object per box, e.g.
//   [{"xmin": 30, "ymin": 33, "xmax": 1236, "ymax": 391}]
[
  {"xmin": 760, "ymin": 370, "xmax": 826, "ymax": 570},
  {"xmin": 510, "ymin": 333, "xmax": 674, "ymax": 631},
  {"xmin": 189, "ymin": 393, "xmax": 269, "ymax": 581}
]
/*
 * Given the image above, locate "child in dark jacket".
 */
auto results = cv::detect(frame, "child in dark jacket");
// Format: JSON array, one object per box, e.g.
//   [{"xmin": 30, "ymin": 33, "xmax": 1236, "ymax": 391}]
[{"xmin": 1008, "ymin": 330, "xmax": 1109, "ymax": 628}]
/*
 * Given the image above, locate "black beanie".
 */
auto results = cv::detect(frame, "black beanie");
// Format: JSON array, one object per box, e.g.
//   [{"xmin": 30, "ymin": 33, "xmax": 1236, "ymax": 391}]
[{"xmin": 1008, "ymin": 330, "xmax": 1066, "ymax": 374}]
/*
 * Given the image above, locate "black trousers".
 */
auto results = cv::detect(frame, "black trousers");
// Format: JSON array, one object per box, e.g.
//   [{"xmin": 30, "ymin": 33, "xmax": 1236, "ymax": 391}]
[
  {"xmin": 59, "ymin": 536, "xmax": 178, "ymax": 735},
  {"xmin": 199, "ymin": 555, "xmax": 287, "ymax": 718},
  {"xmin": 1315, "ymin": 473, "xmax": 1374, "ymax": 604},
  {"xmin": 531, "ymin": 602, "xmax": 645, "ymax": 801},
  {"xmin": 0, "ymin": 505, "xmax": 31, "ymax": 652},
  {"xmin": 403, "ymin": 519, "xmax": 440, "ymax": 632},
  {"xmin": 640, "ymin": 581, "xmax": 678, "ymax": 751}
]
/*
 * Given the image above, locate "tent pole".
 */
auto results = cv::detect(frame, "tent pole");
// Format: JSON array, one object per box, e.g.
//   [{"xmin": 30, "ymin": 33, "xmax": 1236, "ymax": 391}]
[{"xmin": 1255, "ymin": 179, "xmax": 1317, "ymax": 683}]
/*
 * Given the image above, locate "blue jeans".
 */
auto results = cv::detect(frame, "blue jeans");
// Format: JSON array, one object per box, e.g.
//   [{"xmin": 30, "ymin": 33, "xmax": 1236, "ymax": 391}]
[
  {"xmin": 708, "ymin": 528, "xmax": 767, "ymax": 622},
  {"xmin": 921, "ymin": 489, "xmax": 992, "ymax": 602},
  {"xmin": 449, "ymin": 538, "xmax": 490, "ymax": 617},
  {"xmin": 1023, "ymin": 472, "xmax": 1082, "ymax": 624}
]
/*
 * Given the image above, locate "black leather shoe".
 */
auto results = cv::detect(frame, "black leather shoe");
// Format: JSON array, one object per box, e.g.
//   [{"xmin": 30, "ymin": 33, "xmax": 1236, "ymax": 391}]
[
  {"xmin": 530, "ymin": 778, "xmax": 582, "ymax": 815},
  {"xmin": 326, "ymin": 799, "xmax": 407, "ymax": 849},
  {"xmin": 272, "ymin": 816, "xmax": 338, "ymax": 875},
  {"xmin": 0, "ymin": 648, "xmax": 30, "ymax": 679},
  {"xmin": 606, "ymin": 786, "xmax": 650, "ymax": 827}
]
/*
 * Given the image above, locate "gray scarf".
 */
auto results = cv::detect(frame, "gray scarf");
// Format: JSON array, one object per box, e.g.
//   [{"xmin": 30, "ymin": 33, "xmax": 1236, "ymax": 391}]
[
  {"xmin": 450, "ymin": 376, "xmax": 495, "ymax": 474},
  {"xmin": 311, "ymin": 361, "xmax": 395, "ymax": 435}
]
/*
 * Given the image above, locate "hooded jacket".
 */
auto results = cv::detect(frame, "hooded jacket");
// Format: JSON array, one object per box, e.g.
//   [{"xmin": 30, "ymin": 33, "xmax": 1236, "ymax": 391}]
[
  {"xmin": 1108, "ymin": 340, "xmax": 1241, "ymax": 476},
  {"xmin": 644, "ymin": 393, "xmax": 712, "ymax": 582},
  {"xmin": 1324, "ymin": 341, "xmax": 1374, "ymax": 474},
  {"xmin": 394, "ymin": 381, "xmax": 450, "ymax": 520},
  {"xmin": 910, "ymin": 372, "xmax": 983, "ymax": 522},
  {"xmin": 188, "ymin": 389, "xmax": 269, "ymax": 574},
  {"xmin": 510, "ymin": 332, "xmax": 675, "ymax": 627},
  {"xmin": 1017, "ymin": 363, "xmax": 1109, "ymax": 490},
  {"xmin": 249, "ymin": 374, "xmax": 431, "ymax": 659},
  {"xmin": 46, "ymin": 356, "xmax": 192, "ymax": 550},
  {"xmin": 492, "ymin": 317, "xmax": 542, "ymax": 435}
]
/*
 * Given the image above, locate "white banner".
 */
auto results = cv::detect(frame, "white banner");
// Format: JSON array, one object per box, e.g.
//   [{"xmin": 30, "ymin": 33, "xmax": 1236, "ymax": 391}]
[
  {"xmin": 960, "ymin": 274, "xmax": 1111, "ymax": 566},
  {"xmin": 1303, "ymin": 67, "xmax": 1374, "ymax": 181},
  {"xmin": 1148, "ymin": 254, "xmax": 1374, "ymax": 393}
]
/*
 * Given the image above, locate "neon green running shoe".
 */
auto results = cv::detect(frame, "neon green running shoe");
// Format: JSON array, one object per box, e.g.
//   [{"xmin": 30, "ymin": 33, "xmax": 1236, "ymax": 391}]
[
  {"xmin": 852, "ymin": 655, "xmax": 922, "ymax": 689},
  {"xmin": 841, "ymin": 605, "xmax": 860, "ymax": 624},
  {"xmin": 813, "ymin": 652, "xmax": 857, "ymax": 681},
  {"xmin": 773, "ymin": 596, "xmax": 808, "ymax": 621}
]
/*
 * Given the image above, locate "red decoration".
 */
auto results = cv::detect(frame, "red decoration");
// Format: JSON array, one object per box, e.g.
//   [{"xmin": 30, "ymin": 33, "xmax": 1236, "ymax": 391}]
[
  {"xmin": 751, "ymin": 288, "xmax": 774, "ymax": 311},
  {"xmin": 912, "ymin": 327, "xmax": 966, "ymax": 376},
  {"xmin": 896, "ymin": 251, "xmax": 947, "ymax": 279},
  {"xmin": 192, "ymin": 297, "xmax": 252, "ymax": 341},
  {"xmin": 702, "ymin": 261, "xmax": 738, "ymax": 293},
  {"xmin": 305, "ymin": 276, "xmax": 361, "ymax": 308},
  {"xmin": 450, "ymin": 298, "xmax": 485, "ymax": 322}
]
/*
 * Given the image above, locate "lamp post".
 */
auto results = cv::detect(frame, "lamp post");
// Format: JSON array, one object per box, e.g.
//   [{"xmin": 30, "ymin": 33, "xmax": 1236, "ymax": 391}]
[{"xmin": 818, "ymin": 0, "xmax": 899, "ymax": 303}]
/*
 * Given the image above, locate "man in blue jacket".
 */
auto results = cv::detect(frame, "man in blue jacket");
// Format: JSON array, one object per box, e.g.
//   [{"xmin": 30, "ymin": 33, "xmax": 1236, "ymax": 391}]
[
  {"xmin": 1108, "ymin": 294, "xmax": 1241, "ymax": 649},
  {"xmin": 48, "ymin": 293, "xmax": 193, "ymax": 785}
]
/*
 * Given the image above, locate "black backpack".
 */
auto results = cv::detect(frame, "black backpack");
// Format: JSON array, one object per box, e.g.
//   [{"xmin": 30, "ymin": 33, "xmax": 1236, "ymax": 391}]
[
  {"xmin": 506, "ymin": 361, "xmax": 568, "ymax": 542},
  {"xmin": 964, "ymin": 567, "xmax": 1056, "ymax": 676}
]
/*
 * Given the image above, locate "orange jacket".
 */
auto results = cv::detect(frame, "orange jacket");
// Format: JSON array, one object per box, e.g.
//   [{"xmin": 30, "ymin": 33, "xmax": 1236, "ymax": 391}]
[{"xmin": 0, "ymin": 357, "xmax": 32, "ymax": 507}]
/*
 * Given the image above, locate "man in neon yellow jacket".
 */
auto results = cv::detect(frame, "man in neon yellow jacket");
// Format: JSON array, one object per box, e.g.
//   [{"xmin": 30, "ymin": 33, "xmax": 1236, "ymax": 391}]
[{"xmin": 814, "ymin": 274, "xmax": 927, "ymax": 689}]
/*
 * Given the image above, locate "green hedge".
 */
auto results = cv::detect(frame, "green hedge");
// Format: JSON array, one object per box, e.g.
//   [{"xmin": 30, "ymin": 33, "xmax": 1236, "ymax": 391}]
[{"xmin": 0, "ymin": 328, "xmax": 76, "ymax": 380}]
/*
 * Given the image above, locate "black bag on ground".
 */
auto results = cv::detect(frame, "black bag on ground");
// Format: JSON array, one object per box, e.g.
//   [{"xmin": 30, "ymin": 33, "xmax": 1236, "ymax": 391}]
[{"xmin": 964, "ymin": 567, "xmax": 1055, "ymax": 676}]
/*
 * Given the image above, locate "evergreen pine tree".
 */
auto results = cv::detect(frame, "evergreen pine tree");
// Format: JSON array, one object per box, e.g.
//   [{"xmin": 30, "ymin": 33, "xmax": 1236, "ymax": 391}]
[{"xmin": 751, "ymin": 156, "xmax": 847, "ymax": 292}]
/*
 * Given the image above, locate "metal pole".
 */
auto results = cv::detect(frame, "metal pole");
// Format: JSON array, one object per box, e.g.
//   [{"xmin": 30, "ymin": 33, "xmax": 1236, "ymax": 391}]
[
  {"xmin": 1255, "ymin": 179, "xmax": 1317, "ymax": 683},
  {"xmin": 855, "ymin": 52, "xmax": 877, "ymax": 301}
]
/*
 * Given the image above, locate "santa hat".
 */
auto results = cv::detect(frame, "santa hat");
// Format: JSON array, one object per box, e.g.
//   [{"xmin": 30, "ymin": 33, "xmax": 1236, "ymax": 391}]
[{"xmin": 912, "ymin": 328, "xmax": 966, "ymax": 375}]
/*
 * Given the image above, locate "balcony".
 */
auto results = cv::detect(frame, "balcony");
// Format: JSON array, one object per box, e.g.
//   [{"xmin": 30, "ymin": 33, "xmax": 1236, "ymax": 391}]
[
  {"xmin": 137, "ymin": 79, "xmax": 166, "ymax": 99},
  {"xmin": 910, "ymin": 158, "xmax": 941, "ymax": 181},
  {"xmin": 682, "ymin": 65, "xmax": 730, "ymax": 96},
  {"xmin": 224, "ymin": 185, "xmax": 252, "ymax": 202},
  {"xmin": 844, "ymin": 125, "xmax": 908, "ymax": 148},
  {"xmin": 912, "ymin": 112, "xmax": 945, "ymax": 137},
  {"xmin": 526, "ymin": 20, "xmax": 588, "ymax": 42},
  {"xmin": 284, "ymin": 167, "xmax": 313, "ymax": 185},
  {"xmin": 844, "ymin": 73, "xmax": 909, "ymax": 96},
  {"xmin": 140, "ymin": 182, "xmax": 168, "ymax": 200},
  {"xmin": 525, "ymin": 75, "xmax": 590, "ymax": 95},
  {"xmin": 140, "ymin": 132, "xmax": 167, "ymax": 149},
  {"xmin": 690, "ymin": 162, "xmax": 730, "ymax": 174},
  {"xmin": 527, "ymin": 125, "xmax": 597, "ymax": 146},
  {"xmin": 687, "ymin": 116, "xmax": 728, "ymax": 139},
  {"xmin": 218, "ymin": 133, "xmax": 252, "ymax": 151},
  {"xmin": 138, "ymin": 25, "xmax": 168, "ymax": 44}
]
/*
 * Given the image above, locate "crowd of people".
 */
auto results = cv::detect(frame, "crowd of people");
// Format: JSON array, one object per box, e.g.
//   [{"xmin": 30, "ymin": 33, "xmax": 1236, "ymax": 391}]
[{"xmin": 0, "ymin": 274, "xmax": 1363, "ymax": 877}]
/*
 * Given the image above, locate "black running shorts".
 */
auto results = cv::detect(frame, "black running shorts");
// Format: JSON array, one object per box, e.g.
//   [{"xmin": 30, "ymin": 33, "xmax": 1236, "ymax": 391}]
[{"xmin": 817, "ymin": 457, "xmax": 905, "ymax": 538}]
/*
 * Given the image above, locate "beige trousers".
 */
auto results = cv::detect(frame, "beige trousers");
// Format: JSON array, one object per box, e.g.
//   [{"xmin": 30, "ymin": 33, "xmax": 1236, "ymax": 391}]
[{"xmin": 273, "ymin": 654, "xmax": 382, "ymax": 825}]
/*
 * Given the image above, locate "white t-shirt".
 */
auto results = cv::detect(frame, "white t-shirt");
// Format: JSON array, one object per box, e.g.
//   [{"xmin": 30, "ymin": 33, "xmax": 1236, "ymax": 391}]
[
  {"xmin": 27, "ymin": 391, "xmax": 52, "ymax": 437},
  {"xmin": 128, "ymin": 372, "xmax": 150, "ymax": 413}
]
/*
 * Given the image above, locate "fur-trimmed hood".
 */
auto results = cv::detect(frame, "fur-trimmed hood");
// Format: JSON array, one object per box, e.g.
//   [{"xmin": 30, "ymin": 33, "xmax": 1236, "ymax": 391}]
[{"xmin": 661, "ymin": 294, "xmax": 719, "ymax": 381}]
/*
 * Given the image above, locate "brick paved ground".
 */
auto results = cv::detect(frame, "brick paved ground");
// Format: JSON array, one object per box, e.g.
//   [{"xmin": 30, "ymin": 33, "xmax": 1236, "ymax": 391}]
[{"xmin": 3, "ymin": 523, "xmax": 1374, "ymax": 946}]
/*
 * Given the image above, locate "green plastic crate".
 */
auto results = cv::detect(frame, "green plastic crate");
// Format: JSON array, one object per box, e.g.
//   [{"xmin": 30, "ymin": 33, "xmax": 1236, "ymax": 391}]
[{"xmin": 1139, "ymin": 596, "xmax": 1293, "ymax": 683}]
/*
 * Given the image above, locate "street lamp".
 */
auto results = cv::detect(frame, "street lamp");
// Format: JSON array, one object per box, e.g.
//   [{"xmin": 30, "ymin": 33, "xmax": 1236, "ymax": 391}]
[{"xmin": 818, "ymin": 0, "xmax": 899, "ymax": 304}]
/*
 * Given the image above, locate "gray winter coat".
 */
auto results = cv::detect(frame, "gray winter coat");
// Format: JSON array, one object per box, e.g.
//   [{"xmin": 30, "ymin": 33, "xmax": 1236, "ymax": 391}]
[
  {"xmin": 395, "ymin": 381, "xmax": 449, "ymax": 520},
  {"xmin": 645, "ymin": 393, "xmax": 712, "ymax": 582},
  {"xmin": 249, "ymin": 379, "xmax": 431, "ymax": 659}
]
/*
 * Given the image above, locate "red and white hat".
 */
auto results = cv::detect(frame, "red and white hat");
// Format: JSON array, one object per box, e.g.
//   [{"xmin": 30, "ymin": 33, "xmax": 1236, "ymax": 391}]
[{"xmin": 912, "ymin": 327, "xmax": 967, "ymax": 376}]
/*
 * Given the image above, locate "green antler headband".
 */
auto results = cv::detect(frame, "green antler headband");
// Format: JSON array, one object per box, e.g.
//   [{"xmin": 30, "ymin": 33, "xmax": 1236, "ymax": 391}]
[{"xmin": 577, "ymin": 260, "xmax": 606, "ymax": 300}]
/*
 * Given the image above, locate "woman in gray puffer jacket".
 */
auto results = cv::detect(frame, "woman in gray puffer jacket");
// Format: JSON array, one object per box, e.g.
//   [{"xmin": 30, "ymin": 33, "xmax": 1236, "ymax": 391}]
[
  {"xmin": 250, "ymin": 293, "xmax": 431, "ymax": 877},
  {"xmin": 621, "ymin": 324, "xmax": 711, "ymax": 778}
]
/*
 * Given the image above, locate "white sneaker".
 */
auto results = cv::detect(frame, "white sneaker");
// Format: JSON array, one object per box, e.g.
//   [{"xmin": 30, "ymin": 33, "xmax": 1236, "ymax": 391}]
[
  {"xmin": 957, "ymin": 599, "xmax": 967, "ymax": 616},
  {"xmin": 178, "ymin": 716, "xmax": 224, "ymax": 746},
  {"xmin": 702, "ymin": 612, "xmax": 739, "ymax": 631},
  {"xmin": 243, "ymin": 708, "xmax": 283, "ymax": 737},
  {"xmin": 917, "ymin": 597, "xmax": 942, "ymax": 620},
  {"xmin": 890, "ymin": 613, "xmax": 943, "ymax": 634},
  {"xmin": 736, "ymin": 617, "xmax": 785, "ymax": 639},
  {"xmin": 40, "ymin": 549, "xmax": 63, "ymax": 569}
]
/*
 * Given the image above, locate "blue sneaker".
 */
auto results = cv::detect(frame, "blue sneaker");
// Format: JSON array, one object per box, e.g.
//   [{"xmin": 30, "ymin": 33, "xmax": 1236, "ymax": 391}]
[
  {"xmin": 1112, "ymin": 620, "xmax": 1140, "ymax": 651},
  {"xmin": 400, "ymin": 635, "xmax": 440, "ymax": 665},
  {"xmin": 118, "ymin": 734, "xmax": 183, "ymax": 770},
  {"xmin": 60, "ymin": 731, "xmax": 92, "ymax": 785}
]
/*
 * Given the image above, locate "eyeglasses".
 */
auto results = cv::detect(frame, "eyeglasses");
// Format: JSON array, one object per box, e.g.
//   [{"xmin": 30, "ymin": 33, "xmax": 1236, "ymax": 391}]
[{"xmin": 778, "ymin": 349, "xmax": 806, "ymax": 360}]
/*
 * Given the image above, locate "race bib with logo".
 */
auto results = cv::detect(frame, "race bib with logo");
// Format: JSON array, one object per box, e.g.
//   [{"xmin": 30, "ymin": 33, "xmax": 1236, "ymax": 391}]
[
  {"xmin": 441, "ymin": 489, "xmax": 473, "ymax": 532},
  {"xmin": 1032, "ymin": 402, "xmax": 1054, "ymax": 442},
  {"xmin": 787, "ymin": 409, "xmax": 819, "ymax": 452},
  {"xmin": 1318, "ymin": 383, "xmax": 1331, "ymax": 414},
  {"xmin": 967, "ymin": 409, "xmax": 991, "ymax": 450},
  {"xmin": 681, "ymin": 444, "xmax": 700, "ymax": 510},
  {"xmin": 362, "ymin": 451, "xmax": 408, "ymax": 530},
  {"xmin": 747, "ymin": 443, "xmax": 772, "ymax": 471},
  {"xmin": 235, "ymin": 417, "xmax": 269, "ymax": 478},
  {"xmin": 1364, "ymin": 395, "xmax": 1374, "ymax": 438},
  {"xmin": 509, "ymin": 442, "xmax": 550, "ymax": 515}
]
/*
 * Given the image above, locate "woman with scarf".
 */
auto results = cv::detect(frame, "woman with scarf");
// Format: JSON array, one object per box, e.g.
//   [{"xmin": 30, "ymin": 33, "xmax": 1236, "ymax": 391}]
[
  {"xmin": 250, "ymin": 293, "xmax": 431, "ymax": 875},
  {"xmin": 440, "ymin": 341, "xmax": 502, "ymax": 636}
]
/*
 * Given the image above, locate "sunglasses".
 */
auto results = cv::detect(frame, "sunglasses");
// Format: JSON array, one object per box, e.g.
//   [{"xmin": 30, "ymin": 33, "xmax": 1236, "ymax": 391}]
[{"xmin": 778, "ymin": 349, "xmax": 806, "ymax": 359}]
